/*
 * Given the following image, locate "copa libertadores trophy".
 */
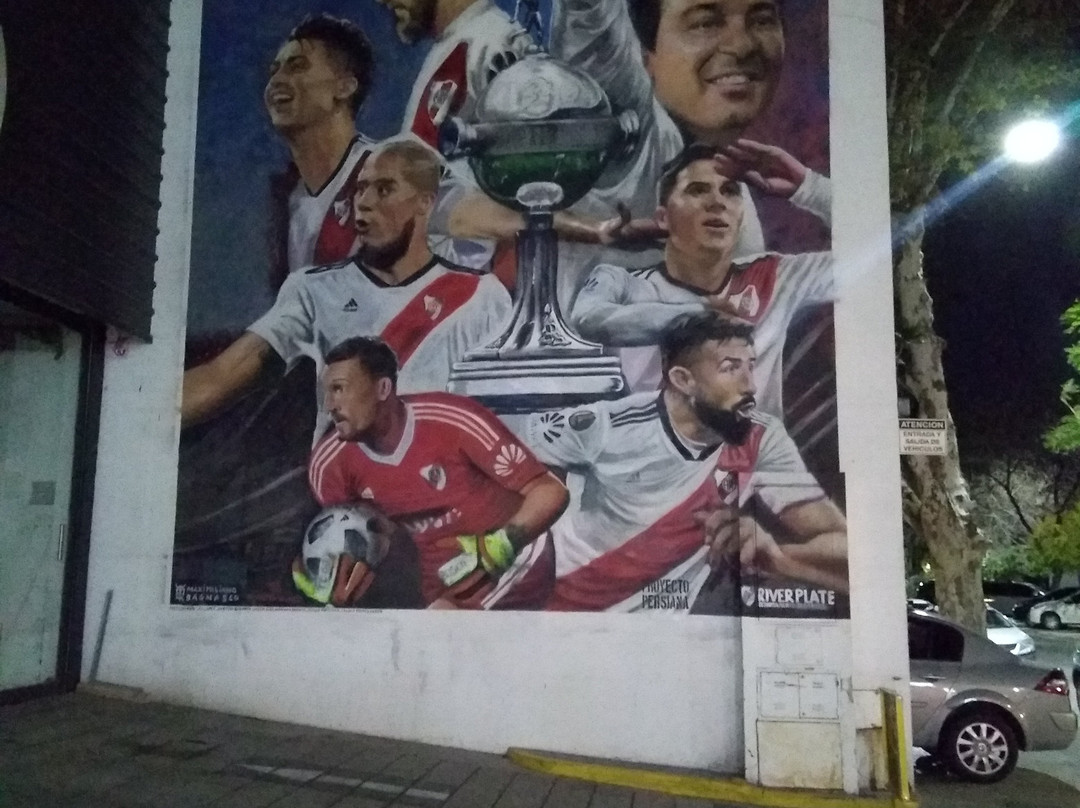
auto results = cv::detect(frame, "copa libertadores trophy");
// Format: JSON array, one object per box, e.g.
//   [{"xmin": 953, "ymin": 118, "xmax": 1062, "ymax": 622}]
[{"xmin": 439, "ymin": 51, "xmax": 638, "ymax": 413}]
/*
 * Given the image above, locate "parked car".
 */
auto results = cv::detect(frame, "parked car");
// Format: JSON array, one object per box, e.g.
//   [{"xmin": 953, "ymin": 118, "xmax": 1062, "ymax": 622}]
[
  {"xmin": 914, "ymin": 580, "xmax": 1046, "ymax": 614},
  {"xmin": 985, "ymin": 607, "xmax": 1035, "ymax": 656},
  {"xmin": 1014, "ymin": 586, "xmax": 1080, "ymax": 625},
  {"xmin": 1028, "ymin": 590, "xmax": 1080, "ymax": 630},
  {"xmin": 908, "ymin": 610, "xmax": 1076, "ymax": 782}
]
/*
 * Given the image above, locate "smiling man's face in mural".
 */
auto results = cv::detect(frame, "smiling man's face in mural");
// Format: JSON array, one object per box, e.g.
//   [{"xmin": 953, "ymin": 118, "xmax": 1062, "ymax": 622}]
[
  {"xmin": 377, "ymin": 0, "xmax": 437, "ymax": 43},
  {"xmin": 264, "ymin": 37, "xmax": 357, "ymax": 133},
  {"xmin": 643, "ymin": 0, "xmax": 785, "ymax": 145}
]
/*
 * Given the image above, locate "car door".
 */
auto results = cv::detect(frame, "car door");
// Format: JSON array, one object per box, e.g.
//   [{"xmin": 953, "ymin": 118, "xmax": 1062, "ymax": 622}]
[
  {"xmin": 908, "ymin": 616, "xmax": 964, "ymax": 738},
  {"xmin": 1059, "ymin": 593, "xmax": 1080, "ymax": 625}
]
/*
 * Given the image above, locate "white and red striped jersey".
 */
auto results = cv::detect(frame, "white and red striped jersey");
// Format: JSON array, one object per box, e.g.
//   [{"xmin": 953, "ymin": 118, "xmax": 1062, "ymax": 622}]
[
  {"xmin": 403, "ymin": 1, "xmax": 533, "ymax": 152},
  {"xmin": 309, "ymin": 391, "xmax": 548, "ymax": 604},
  {"xmin": 286, "ymin": 137, "xmax": 373, "ymax": 273},
  {"xmin": 248, "ymin": 256, "xmax": 511, "ymax": 440},
  {"xmin": 524, "ymin": 392, "xmax": 823, "ymax": 612},
  {"xmin": 569, "ymin": 252, "xmax": 834, "ymax": 416}
]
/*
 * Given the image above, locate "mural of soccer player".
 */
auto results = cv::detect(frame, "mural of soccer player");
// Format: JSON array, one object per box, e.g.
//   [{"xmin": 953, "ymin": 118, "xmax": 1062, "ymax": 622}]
[
  {"xmin": 182, "ymin": 141, "xmax": 511, "ymax": 439},
  {"xmin": 522, "ymin": 312, "xmax": 847, "ymax": 613},
  {"xmin": 548, "ymin": 0, "xmax": 831, "ymax": 299},
  {"xmin": 305, "ymin": 336, "xmax": 569, "ymax": 608},
  {"xmin": 570, "ymin": 144, "xmax": 832, "ymax": 417},
  {"xmin": 377, "ymin": 0, "xmax": 534, "ymax": 153},
  {"xmin": 265, "ymin": 13, "xmax": 377, "ymax": 286}
]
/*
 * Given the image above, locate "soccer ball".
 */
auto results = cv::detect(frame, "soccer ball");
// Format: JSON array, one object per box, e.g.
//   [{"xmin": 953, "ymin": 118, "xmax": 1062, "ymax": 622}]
[{"xmin": 297, "ymin": 505, "xmax": 391, "ymax": 604}]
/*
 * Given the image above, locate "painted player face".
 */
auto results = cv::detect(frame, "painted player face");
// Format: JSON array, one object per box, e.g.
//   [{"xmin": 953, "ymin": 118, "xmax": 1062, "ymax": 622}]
[
  {"xmin": 353, "ymin": 152, "xmax": 435, "ymax": 269},
  {"xmin": 377, "ymin": 0, "xmax": 437, "ymax": 43},
  {"xmin": 324, "ymin": 358, "xmax": 393, "ymax": 442},
  {"xmin": 645, "ymin": 0, "xmax": 784, "ymax": 144},
  {"xmin": 265, "ymin": 38, "xmax": 358, "ymax": 133},
  {"xmin": 658, "ymin": 158, "xmax": 744, "ymax": 258},
  {"xmin": 679, "ymin": 338, "xmax": 757, "ymax": 444}
]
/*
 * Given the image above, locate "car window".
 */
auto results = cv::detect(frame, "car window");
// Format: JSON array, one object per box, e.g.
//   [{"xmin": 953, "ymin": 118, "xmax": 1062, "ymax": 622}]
[
  {"xmin": 908, "ymin": 618, "xmax": 963, "ymax": 662},
  {"xmin": 985, "ymin": 609, "xmax": 1011, "ymax": 628}
]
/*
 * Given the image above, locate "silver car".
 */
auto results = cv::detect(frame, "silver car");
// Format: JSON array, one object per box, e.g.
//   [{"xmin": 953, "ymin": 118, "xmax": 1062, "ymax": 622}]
[{"xmin": 909, "ymin": 610, "xmax": 1077, "ymax": 782}]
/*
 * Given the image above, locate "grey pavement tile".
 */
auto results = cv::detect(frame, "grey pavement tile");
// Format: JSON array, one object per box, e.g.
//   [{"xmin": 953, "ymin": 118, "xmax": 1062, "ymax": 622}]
[
  {"xmin": 210, "ymin": 780, "xmax": 294, "ymax": 808},
  {"xmin": 587, "ymin": 784, "xmax": 635, "ymax": 808},
  {"xmin": 331, "ymin": 746, "xmax": 408, "ymax": 778},
  {"xmin": 408, "ymin": 758, "xmax": 479, "ymax": 792},
  {"xmin": 441, "ymin": 767, "xmax": 515, "ymax": 808},
  {"xmin": 632, "ymin": 792, "xmax": 677, "ymax": 808},
  {"xmin": 491, "ymin": 772, "xmax": 556, "ymax": 808},
  {"xmin": 540, "ymin": 778, "xmax": 595, "ymax": 808},
  {"xmin": 332, "ymin": 794, "xmax": 392, "ymax": 808},
  {"xmin": 375, "ymin": 753, "xmax": 440, "ymax": 785},
  {"xmin": 261, "ymin": 785, "xmax": 349, "ymax": 808},
  {"xmin": 673, "ymin": 799, "xmax": 723, "ymax": 808}
]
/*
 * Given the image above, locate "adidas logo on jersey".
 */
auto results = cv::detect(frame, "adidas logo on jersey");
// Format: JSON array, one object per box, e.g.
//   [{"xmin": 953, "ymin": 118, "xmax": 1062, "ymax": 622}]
[
  {"xmin": 360, "ymin": 487, "xmax": 374, "ymax": 500},
  {"xmin": 343, "ymin": 298, "xmax": 359, "ymax": 312},
  {"xmin": 424, "ymin": 295, "xmax": 442, "ymax": 320}
]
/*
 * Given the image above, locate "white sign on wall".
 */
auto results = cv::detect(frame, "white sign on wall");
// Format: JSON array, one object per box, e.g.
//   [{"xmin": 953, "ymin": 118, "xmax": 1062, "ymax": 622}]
[{"xmin": 899, "ymin": 419, "xmax": 947, "ymax": 456}]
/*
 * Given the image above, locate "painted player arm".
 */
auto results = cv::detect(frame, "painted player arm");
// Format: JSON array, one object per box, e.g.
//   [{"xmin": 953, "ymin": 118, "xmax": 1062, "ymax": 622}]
[
  {"xmin": 717, "ymin": 140, "xmax": 833, "ymax": 228},
  {"xmin": 501, "ymin": 471, "xmax": 570, "ymax": 552},
  {"xmin": 445, "ymin": 188, "xmax": 660, "ymax": 247},
  {"xmin": 182, "ymin": 272, "xmax": 316, "ymax": 427},
  {"xmin": 180, "ymin": 332, "xmax": 278, "ymax": 427},
  {"xmin": 570, "ymin": 265, "xmax": 703, "ymax": 345},
  {"xmin": 549, "ymin": 0, "xmax": 656, "ymax": 131},
  {"xmin": 778, "ymin": 251, "xmax": 835, "ymax": 307},
  {"xmin": 741, "ymin": 499, "xmax": 848, "ymax": 594}
]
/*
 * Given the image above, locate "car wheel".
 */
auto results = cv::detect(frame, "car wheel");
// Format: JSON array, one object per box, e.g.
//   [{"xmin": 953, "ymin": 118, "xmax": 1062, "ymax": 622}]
[
  {"xmin": 1041, "ymin": 612, "xmax": 1063, "ymax": 630},
  {"xmin": 939, "ymin": 709, "xmax": 1018, "ymax": 783}
]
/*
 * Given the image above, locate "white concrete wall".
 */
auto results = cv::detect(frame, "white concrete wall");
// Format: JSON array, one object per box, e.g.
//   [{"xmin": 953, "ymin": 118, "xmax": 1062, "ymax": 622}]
[{"xmin": 82, "ymin": 0, "xmax": 906, "ymax": 782}]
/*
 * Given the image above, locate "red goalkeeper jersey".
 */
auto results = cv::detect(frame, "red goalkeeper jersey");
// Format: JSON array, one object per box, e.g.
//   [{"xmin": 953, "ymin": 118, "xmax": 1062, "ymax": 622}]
[{"xmin": 309, "ymin": 392, "xmax": 547, "ymax": 603}]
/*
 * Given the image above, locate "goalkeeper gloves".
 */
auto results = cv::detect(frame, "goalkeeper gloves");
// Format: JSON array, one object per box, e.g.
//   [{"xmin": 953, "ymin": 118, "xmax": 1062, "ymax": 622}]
[{"xmin": 436, "ymin": 529, "xmax": 516, "ymax": 608}]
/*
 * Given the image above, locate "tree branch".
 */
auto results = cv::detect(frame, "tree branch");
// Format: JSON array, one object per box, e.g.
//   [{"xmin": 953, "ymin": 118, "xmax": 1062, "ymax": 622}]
[
  {"xmin": 928, "ymin": 0, "xmax": 975, "ymax": 59},
  {"xmin": 932, "ymin": 0, "xmax": 1018, "ymax": 130}
]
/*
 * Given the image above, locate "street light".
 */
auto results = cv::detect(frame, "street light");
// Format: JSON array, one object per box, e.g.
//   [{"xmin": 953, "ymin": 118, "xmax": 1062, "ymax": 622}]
[{"xmin": 1003, "ymin": 118, "xmax": 1062, "ymax": 164}]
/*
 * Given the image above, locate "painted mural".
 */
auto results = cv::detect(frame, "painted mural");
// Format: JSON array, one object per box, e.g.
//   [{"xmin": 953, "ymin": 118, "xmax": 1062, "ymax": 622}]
[{"xmin": 174, "ymin": 0, "xmax": 845, "ymax": 618}]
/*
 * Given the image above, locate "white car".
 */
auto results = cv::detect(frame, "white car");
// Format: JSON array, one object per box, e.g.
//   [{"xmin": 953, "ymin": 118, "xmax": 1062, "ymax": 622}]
[
  {"xmin": 1028, "ymin": 591, "xmax": 1080, "ymax": 630},
  {"xmin": 985, "ymin": 607, "xmax": 1035, "ymax": 656}
]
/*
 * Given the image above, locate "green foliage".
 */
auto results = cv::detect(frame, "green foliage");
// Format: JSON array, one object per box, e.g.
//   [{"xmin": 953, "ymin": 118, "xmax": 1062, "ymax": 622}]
[
  {"xmin": 886, "ymin": 0, "xmax": 1080, "ymax": 213},
  {"xmin": 982, "ymin": 542, "xmax": 1040, "ymax": 581},
  {"xmin": 1045, "ymin": 302, "xmax": 1080, "ymax": 452},
  {"xmin": 1028, "ymin": 503, "xmax": 1080, "ymax": 575}
]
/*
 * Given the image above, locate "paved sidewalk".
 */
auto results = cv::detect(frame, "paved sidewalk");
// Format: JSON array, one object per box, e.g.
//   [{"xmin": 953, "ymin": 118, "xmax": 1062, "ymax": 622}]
[
  {"xmin": 0, "ymin": 692, "xmax": 739, "ymax": 808},
  {"xmin": 1, "ymin": 692, "xmax": 1077, "ymax": 808}
]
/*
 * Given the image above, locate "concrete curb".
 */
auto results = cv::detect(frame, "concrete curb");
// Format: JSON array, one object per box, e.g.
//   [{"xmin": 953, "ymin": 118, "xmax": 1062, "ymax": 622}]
[{"xmin": 507, "ymin": 748, "xmax": 919, "ymax": 808}]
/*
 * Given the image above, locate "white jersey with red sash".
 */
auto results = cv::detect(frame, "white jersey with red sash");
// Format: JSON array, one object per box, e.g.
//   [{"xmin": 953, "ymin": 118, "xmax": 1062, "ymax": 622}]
[
  {"xmin": 569, "ymin": 252, "xmax": 834, "ymax": 416},
  {"xmin": 404, "ymin": 1, "xmax": 533, "ymax": 152},
  {"xmin": 287, "ymin": 137, "xmax": 373, "ymax": 273},
  {"xmin": 524, "ymin": 393, "xmax": 823, "ymax": 612},
  {"xmin": 308, "ymin": 392, "xmax": 549, "ymax": 605},
  {"xmin": 249, "ymin": 256, "xmax": 511, "ymax": 441}
]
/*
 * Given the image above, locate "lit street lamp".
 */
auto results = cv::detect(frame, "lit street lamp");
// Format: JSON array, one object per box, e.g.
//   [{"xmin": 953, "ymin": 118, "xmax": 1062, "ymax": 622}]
[{"xmin": 1003, "ymin": 118, "xmax": 1062, "ymax": 164}]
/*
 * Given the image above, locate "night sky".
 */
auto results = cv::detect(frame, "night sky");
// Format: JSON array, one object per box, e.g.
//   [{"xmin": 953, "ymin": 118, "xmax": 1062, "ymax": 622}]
[{"xmin": 924, "ymin": 135, "xmax": 1080, "ymax": 451}]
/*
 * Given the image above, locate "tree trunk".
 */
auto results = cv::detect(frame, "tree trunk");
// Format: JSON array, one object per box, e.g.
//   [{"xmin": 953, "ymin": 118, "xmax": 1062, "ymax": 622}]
[{"xmin": 896, "ymin": 221, "xmax": 989, "ymax": 632}]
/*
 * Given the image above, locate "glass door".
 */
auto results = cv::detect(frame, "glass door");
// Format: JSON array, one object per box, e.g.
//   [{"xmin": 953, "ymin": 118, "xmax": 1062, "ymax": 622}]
[{"xmin": 0, "ymin": 299, "xmax": 82, "ymax": 690}]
